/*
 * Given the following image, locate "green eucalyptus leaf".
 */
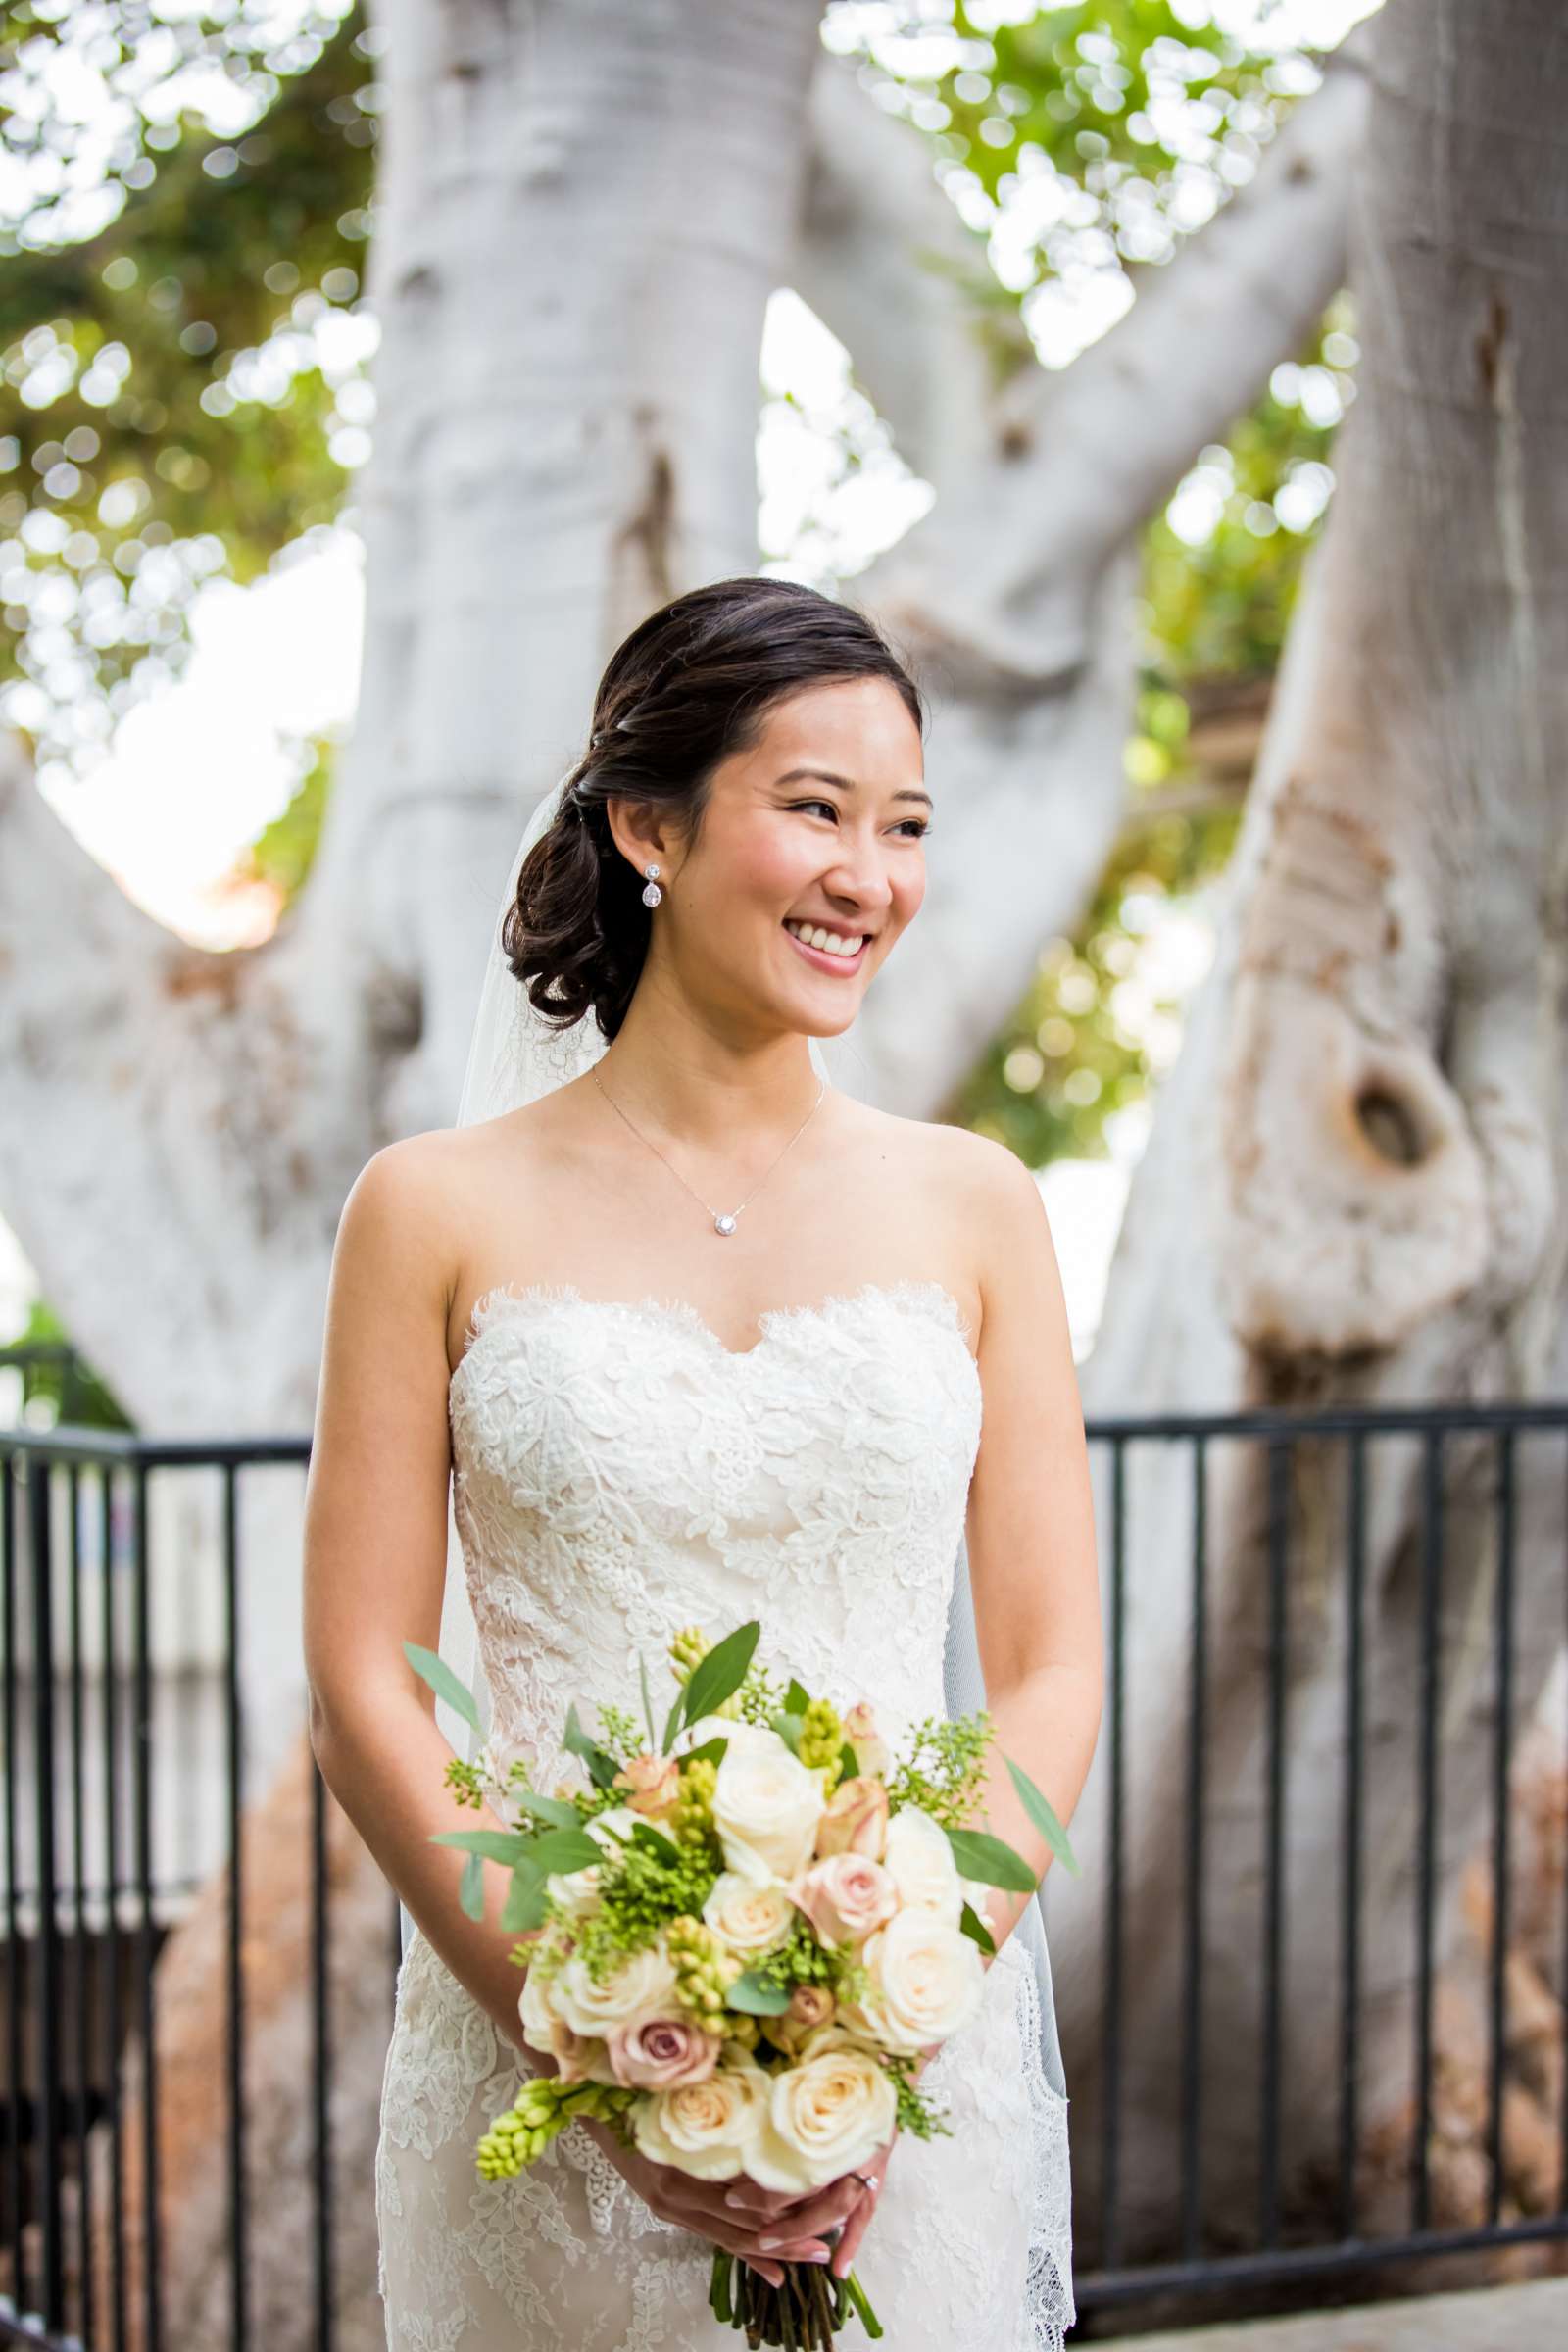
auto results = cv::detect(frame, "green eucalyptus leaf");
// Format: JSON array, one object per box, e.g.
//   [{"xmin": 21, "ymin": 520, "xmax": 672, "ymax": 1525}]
[
  {"xmin": 681, "ymin": 1736, "xmax": 729, "ymax": 1766},
  {"xmin": 958, "ymin": 1900, "xmax": 997, "ymax": 1955},
  {"xmin": 518, "ymin": 1788, "xmax": 584, "ymax": 1832},
  {"xmin": 944, "ymin": 1825, "xmax": 1038, "ymax": 1893},
  {"xmin": 661, "ymin": 1686, "xmax": 687, "ymax": 1756},
  {"xmin": 1004, "ymin": 1755, "xmax": 1081, "ymax": 1878},
  {"xmin": 563, "ymin": 1701, "xmax": 621, "ymax": 1790},
  {"xmin": 459, "ymin": 1851, "xmax": 486, "ymax": 1922},
  {"xmin": 768, "ymin": 1710, "xmax": 804, "ymax": 1756},
  {"xmin": 784, "ymin": 1678, "xmax": 810, "ymax": 1715},
  {"xmin": 403, "ymin": 1641, "xmax": 480, "ymax": 1732},
  {"xmin": 430, "ymin": 1828, "xmax": 532, "ymax": 1866},
  {"xmin": 638, "ymin": 1652, "xmax": 658, "ymax": 1749},
  {"xmin": 681, "ymin": 1621, "xmax": 760, "ymax": 1727},
  {"xmin": 525, "ymin": 1827, "xmax": 604, "ymax": 1874},
  {"xmin": 726, "ymin": 1969, "xmax": 793, "ymax": 2016},
  {"xmin": 501, "ymin": 1866, "xmax": 547, "ymax": 1935},
  {"xmin": 837, "ymin": 1741, "xmax": 861, "ymax": 1784}
]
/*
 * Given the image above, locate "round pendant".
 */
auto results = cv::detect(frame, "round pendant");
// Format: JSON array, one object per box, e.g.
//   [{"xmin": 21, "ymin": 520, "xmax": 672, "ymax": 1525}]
[{"xmin": 713, "ymin": 1213, "xmax": 738, "ymax": 1237}]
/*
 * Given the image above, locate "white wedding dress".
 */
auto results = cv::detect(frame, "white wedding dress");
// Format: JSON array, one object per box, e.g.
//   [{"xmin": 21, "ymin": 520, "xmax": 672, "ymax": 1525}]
[{"xmin": 375, "ymin": 1274, "xmax": 1075, "ymax": 2350}]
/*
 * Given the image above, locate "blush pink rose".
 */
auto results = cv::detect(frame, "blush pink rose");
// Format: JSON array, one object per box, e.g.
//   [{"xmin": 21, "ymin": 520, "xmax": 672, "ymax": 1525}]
[
  {"xmin": 813, "ymin": 1775, "xmax": 889, "ymax": 1861},
  {"xmin": 790, "ymin": 1852, "xmax": 899, "ymax": 1948},
  {"xmin": 605, "ymin": 2015, "xmax": 722, "ymax": 2092},
  {"xmin": 548, "ymin": 2020, "xmax": 618, "ymax": 2087},
  {"xmin": 614, "ymin": 1751, "xmax": 683, "ymax": 1822},
  {"xmin": 841, "ymin": 1703, "xmax": 891, "ymax": 1780}
]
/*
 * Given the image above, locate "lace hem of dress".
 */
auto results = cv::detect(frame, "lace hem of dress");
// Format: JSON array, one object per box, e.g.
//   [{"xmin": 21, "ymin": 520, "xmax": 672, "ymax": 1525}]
[{"xmin": 1006, "ymin": 1945, "xmax": 1076, "ymax": 2350}]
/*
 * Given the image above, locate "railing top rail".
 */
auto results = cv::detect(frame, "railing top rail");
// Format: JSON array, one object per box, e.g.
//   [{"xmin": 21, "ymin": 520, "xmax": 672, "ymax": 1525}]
[{"xmin": 5, "ymin": 1398, "xmax": 1568, "ymax": 1465}]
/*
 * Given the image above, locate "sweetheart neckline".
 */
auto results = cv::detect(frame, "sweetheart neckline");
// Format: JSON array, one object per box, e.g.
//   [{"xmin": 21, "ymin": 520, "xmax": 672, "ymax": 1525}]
[{"xmin": 448, "ymin": 1275, "xmax": 981, "ymax": 1391}]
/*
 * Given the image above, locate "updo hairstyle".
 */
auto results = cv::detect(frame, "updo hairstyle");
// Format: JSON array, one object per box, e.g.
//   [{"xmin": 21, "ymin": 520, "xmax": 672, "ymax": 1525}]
[{"xmin": 502, "ymin": 575, "xmax": 924, "ymax": 1043}]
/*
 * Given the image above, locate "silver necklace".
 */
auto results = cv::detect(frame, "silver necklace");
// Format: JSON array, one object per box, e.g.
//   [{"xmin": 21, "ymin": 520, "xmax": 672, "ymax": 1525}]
[{"xmin": 590, "ymin": 1065, "xmax": 827, "ymax": 1238}]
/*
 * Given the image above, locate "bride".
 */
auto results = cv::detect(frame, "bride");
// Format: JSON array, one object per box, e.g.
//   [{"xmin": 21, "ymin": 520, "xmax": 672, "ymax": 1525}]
[{"xmin": 302, "ymin": 575, "xmax": 1102, "ymax": 2348}]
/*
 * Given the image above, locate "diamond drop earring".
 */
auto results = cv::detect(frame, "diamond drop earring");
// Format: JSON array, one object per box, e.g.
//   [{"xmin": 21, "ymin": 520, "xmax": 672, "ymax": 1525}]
[{"xmin": 641, "ymin": 862, "xmax": 662, "ymax": 907}]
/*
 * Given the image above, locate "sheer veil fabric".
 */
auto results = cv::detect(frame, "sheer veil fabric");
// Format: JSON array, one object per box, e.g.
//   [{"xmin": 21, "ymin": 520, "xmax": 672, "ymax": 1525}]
[{"xmin": 414, "ymin": 765, "xmax": 1074, "ymax": 2335}]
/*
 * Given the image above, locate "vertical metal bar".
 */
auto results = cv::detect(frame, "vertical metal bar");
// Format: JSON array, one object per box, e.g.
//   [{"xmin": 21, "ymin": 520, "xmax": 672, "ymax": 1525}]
[
  {"xmin": 1099, "ymin": 1436, "xmax": 1126, "ymax": 2270},
  {"xmin": 70, "ymin": 1464, "xmax": 94, "ymax": 2346},
  {"xmin": 1258, "ymin": 1435, "xmax": 1290, "ymax": 2250},
  {"xmin": 131, "ymin": 1461, "xmax": 162, "ymax": 2352},
  {"xmin": 1411, "ymin": 1425, "xmax": 1444, "ymax": 2233},
  {"xmin": 101, "ymin": 1468, "xmax": 126, "ymax": 2352},
  {"xmin": 1562, "ymin": 1433, "xmax": 1568, "ymax": 2218},
  {"xmin": 1337, "ymin": 1426, "xmax": 1366, "ymax": 2240},
  {"xmin": 1486, "ymin": 1425, "xmax": 1515, "ymax": 2227},
  {"xmin": 1179, "ymin": 1433, "xmax": 1207, "ymax": 2262},
  {"xmin": 221, "ymin": 1462, "xmax": 248, "ymax": 2352},
  {"xmin": 2, "ymin": 1449, "xmax": 24, "ymax": 2311},
  {"xmin": 27, "ymin": 1458, "xmax": 65, "ymax": 2328},
  {"xmin": 311, "ymin": 1760, "xmax": 334, "ymax": 2351}
]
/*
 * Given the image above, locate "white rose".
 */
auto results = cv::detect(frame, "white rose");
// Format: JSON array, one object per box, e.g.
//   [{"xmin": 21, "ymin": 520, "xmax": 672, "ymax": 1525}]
[
  {"xmin": 882, "ymin": 1805, "xmax": 963, "ymax": 1925},
  {"xmin": 744, "ymin": 2027, "xmax": 898, "ymax": 2194},
  {"xmin": 551, "ymin": 1933, "xmax": 680, "ymax": 2038},
  {"xmin": 546, "ymin": 1803, "xmax": 676, "ymax": 1918},
  {"xmin": 678, "ymin": 1715, "xmax": 781, "ymax": 1758},
  {"xmin": 702, "ymin": 1871, "xmax": 796, "ymax": 1957},
  {"xmin": 841, "ymin": 1907, "xmax": 984, "ymax": 2054},
  {"xmin": 631, "ymin": 2053, "xmax": 772, "ymax": 2181},
  {"xmin": 712, "ymin": 1734, "xmax": 826, "ymax": 1886}
]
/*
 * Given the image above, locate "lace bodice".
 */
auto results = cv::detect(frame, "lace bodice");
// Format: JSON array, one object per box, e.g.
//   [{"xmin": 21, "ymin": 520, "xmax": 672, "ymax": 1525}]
[
  {"xmin": 448, "ymin": 1278, "xmax": 985, "ymax": 1759},
  {"xmin": 377, "ymin": 1278, "xmax": 1074, "ymax": 2350}
]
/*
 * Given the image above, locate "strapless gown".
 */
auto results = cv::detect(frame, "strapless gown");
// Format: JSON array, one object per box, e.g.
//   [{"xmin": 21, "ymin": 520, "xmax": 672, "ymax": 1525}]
[{"xmin": 375, "ymin": 1279, "xmax": 1075, "ymax": 2349}]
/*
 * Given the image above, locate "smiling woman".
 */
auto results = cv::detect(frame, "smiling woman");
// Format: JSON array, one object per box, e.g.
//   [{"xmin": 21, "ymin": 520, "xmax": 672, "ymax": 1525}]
[{"xmin": 303, "ymin": 573, "xmax": 1093, "ymax": 2352}]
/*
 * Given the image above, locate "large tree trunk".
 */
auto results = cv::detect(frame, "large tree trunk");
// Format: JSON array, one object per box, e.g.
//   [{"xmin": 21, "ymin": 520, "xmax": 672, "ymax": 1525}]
[{"xmin": 1064, "ymin": 0, "xmax": 1568, "ymax": 2278}]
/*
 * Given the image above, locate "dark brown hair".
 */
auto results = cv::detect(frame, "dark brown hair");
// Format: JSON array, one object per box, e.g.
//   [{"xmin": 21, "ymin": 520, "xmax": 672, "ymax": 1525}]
[{"xmin": 501, "ymin": 575, "xmax": 925, "ymax": 1043}]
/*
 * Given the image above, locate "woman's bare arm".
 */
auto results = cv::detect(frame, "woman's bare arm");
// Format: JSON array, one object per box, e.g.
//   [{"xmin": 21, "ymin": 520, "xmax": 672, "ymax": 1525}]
[
  {"xmin": 302, "ymin": 1136, "xmax": 543, "ymax": 2052},
  {"xmin": 961, "ymin": 1135, "xmax": 1104, "ymax": 1948}
]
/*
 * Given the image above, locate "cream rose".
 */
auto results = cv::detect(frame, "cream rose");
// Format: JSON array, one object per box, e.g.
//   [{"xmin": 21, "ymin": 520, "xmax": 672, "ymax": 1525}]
[
  {"xmin": 744, "ymin": 2027, "xmax": 898, "ymax": 2194},
  {"xmin": 516, "ymin": 1960, "xmax": 618, "ymax": 2085},
  {"xmin": 841, "ymin": 1907, "xmax": 984, "ymax": 2054},
  {"xmin": 790, "ymin": 1852, "xmax": 898, "ymax": 1948},
  {"xmin": 702, "ymin": 1870, "xmax": 796, "ymax": 1957},
  {"xmin": 631, "ymin": 2053, "xmax": 772, "ymax": 2181},
  {"xmin": 711, "ymin": 1733, "xmax": 826, "ymax": 1886},
  {"xmin": 882, "ymin": 1804, "xmax": 963, "ymax": 1924},
  {"xmin": 550, "ymin": 1933, "xmax": 680, "ymax": 2039}
]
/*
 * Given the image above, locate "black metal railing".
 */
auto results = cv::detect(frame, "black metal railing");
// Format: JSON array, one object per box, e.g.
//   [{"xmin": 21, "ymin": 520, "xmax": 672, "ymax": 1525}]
[{"xmin": 2, "ymin": 1401, "xmax": 1566, "ymax": 2348}]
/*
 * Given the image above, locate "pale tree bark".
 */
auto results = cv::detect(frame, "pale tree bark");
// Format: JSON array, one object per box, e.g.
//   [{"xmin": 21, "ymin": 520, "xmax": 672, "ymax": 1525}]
[
  {"xmin": 1064, "ymin": 0, "xmax": 1568, "ymax": 2278},
  {"xmin": 0, "ymin": 3, "xmax": 1387, "ymax": 2339}
]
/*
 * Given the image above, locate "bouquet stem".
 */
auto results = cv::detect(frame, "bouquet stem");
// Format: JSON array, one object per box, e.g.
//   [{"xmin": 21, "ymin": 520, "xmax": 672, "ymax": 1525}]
[{"xmin": 709, "ymin": 2249, "xmax": 882, "ymax": 2346}]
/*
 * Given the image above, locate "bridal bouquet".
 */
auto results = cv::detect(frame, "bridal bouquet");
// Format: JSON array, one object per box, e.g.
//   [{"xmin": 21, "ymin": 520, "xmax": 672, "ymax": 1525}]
[{"xmin": 407, "ymin": 1620, "xmax": 1077, "ymax": 2350}]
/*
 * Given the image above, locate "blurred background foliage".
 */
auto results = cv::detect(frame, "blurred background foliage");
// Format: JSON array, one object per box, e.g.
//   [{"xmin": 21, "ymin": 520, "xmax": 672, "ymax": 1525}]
[{"xmin": 1, "ymin": 0, "xmax": 1355, "ymax": 1169}]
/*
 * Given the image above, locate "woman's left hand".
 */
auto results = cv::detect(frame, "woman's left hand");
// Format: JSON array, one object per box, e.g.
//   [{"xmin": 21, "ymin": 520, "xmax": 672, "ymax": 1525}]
[{"xmin": 826, "ymin": 2127, "xmax": 897, "ymax": 2280}]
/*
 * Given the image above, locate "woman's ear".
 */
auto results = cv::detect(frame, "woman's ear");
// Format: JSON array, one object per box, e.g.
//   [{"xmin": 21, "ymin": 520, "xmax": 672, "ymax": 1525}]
[{"xmin": 606, "ymin": 796, "xmax": 678, "ymax": 876}]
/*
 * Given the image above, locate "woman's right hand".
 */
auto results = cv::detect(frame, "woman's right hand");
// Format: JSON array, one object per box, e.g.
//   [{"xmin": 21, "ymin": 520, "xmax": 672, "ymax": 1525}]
[{"xmin": 578, "ymin": 2119, "xmax": 864, "ymax": 2289}]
